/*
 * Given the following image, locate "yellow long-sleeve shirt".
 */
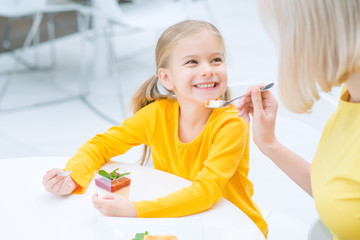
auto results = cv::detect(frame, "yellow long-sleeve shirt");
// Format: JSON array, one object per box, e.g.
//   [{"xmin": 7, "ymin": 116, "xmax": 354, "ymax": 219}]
[
  {"xmin": 65, "ymin": 98, "xmax": 268, "ymax": 237},
  {"xmin": 311, "ymin": 87, "xmax": 360, "ymax": 240}
]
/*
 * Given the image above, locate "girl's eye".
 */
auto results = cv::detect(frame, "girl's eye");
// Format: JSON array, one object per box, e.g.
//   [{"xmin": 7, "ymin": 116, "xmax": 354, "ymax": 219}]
[
  {"xmin": 186, "ymin": 60, "xmax": 197, "ymax": 64},
  {"xmin": 212, "ymin": 58, "xmax": 223, "ymax": 63}
]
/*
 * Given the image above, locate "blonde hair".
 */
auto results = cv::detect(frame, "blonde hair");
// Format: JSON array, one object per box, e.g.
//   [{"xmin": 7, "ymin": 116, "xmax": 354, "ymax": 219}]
[
  {"xmin": 131, "ymin": 20, "xmax": 231, "ymax": 165},
  {"xmin": 258, "ymin": 0, "xmax": 360, "ymax": 113}
]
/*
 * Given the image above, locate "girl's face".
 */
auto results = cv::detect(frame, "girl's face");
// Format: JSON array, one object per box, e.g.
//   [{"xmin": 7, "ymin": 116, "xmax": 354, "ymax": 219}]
[{"xmin": 159, "ymin": 30, "xmax": 227, "ymax": 107}]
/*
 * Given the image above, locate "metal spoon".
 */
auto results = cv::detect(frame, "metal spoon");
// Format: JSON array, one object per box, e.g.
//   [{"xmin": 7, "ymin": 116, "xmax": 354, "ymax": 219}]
[
  {"xmin": 58, "ymin": 170, "xmax": 72, "ymax": 177},
  {"xmin": 205, "ymin": 82, "xmax": 274, "ymax": 108}
]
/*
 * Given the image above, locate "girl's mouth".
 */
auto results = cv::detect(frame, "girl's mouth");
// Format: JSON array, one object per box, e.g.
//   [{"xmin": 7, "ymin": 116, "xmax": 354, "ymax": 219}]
[{"xmin": 194, "ymin": 83, "xmax": 217, "ymax": 89}]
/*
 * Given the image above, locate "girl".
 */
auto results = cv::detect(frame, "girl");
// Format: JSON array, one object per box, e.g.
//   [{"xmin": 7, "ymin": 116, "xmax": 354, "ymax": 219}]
[
  {"xmin": 238, "ymin": 1, "xmax": 360, "ymax": 239},
  {"xmin": 43, "ymin": 20, "xmax": 268, "ymax": 237}
]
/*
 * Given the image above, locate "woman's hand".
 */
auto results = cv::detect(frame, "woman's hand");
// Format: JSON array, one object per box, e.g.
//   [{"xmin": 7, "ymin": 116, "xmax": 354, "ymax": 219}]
[
  {"xmin": 237, "ymin": 84, "xmax": 279, "ymax": 153},
  {"xmin": 42, "ymin": 168, "xmax": 78, "ymax": 195},
  {"xmin": 92, "ymin": 193, "xmax": 137, "ymax": 217}
]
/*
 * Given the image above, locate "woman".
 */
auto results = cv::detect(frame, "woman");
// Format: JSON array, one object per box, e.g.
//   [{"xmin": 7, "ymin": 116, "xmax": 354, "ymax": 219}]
[{"xmin": 237, "ymin": 1, "xmax": 360, "ymax": 239}]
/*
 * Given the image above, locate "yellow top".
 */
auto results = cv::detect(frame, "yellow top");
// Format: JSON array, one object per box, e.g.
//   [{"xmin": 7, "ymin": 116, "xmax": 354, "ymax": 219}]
[
  {"xmin": 311, "ymin": 87, "xmax": 360, "ymax": 240},
  {"xmin": 65, "ymin": 98, "xmax": 267, "ymax": 237}
]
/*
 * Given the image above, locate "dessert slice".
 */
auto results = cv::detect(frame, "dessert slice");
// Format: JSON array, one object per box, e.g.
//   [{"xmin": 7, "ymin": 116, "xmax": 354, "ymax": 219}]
[
  {"xmin": 94, "ymin": 168, "xmax": 131, "ymax": 198},
  {"xmin": 144, "ymin": 236, "xmax": 178, "ymax": 240},
  {"xmin": 132, "ymin": 232, "xmax": 177, "ymax": 240}
]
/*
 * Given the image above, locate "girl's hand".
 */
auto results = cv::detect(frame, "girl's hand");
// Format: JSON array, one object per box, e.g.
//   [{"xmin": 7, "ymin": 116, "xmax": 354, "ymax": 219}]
[
  {"xmin": 237, "ymin": 85, "xmax": 279, "ymax": 152},
  {"xmin": 42, "ymin": 168, "xmax": 79, "ymax": 195},
  {"xmin": 92, "ymin": 193, "xmax": 137, "ymax": 217}
]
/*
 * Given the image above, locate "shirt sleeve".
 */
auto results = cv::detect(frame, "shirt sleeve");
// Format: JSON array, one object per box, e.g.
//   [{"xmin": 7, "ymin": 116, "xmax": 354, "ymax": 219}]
[
  {"xmin": 65, "ymin": 103, "xmax": 157, "ymax": 194},
  {"xmin": 134, "ymin": 116, "xmax": 249, "ymax": 217}
]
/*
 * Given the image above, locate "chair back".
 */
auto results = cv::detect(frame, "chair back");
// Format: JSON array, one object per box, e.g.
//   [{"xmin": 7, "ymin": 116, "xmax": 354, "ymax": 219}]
[
  {"xmin": 308, "ymin": 218, "xmax": 333, "ymax": 240},
  {"xmin": 94, "ymin": 0, "xmax": 127, "ymax": 24},
  {"xmin": 94, "ymin": 0, "xmax": 191, "ymax": 28},
  {"xmin": 0, "ymin": 0, "xmax": 47, "ymax": 14}
]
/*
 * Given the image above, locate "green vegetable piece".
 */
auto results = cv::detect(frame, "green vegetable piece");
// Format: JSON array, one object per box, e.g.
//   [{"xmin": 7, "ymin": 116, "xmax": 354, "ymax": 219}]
[
  {"xmin": 98, "ymin": 169, "xmax": 131, "ymax": 180},
  {"xmin": 116, "ymin": 172, "xmax": 130, "ymax": 179},
  {"xmin": 132, "ymin": 231, "xmax": 149, "ymax": 240},
  {"xmin": 98, "ymin": 170, "xmax": 112, "ymax": 180},
  {"xmin": 110, "ymin": 168, "xmax": 118, "ymax": 179}
]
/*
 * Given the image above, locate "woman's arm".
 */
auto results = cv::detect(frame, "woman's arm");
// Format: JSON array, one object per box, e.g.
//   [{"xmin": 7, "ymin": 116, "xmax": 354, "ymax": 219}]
[
  {"xmin": 237, "ymin": 86, "xmax": 312, "ymax": 196},
  {"xmin": 260, "ymin": 138, "xmax": 312, "ymax": 196}
]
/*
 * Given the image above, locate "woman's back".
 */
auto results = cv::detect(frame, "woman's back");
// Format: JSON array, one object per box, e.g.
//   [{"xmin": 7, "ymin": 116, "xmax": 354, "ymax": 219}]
[{"xmin": 311, "ymin": 88, "xmax": 360, "ymax": 240}]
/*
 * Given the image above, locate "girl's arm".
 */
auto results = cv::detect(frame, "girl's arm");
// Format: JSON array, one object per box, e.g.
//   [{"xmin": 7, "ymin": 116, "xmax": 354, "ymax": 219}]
[
  {"xmin": 237, "ymin": 87, "xmax": 312, "ymax": 196},
  {"xmin": 44, "ymin": 104, "xmax": 156, "ymax": 195}
]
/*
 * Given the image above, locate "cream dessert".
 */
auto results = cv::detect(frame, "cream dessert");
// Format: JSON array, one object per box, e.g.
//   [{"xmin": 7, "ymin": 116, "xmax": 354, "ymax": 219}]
[{"xmin": 204, "ymin": 99, "xmax": 226, "ymax": 108}]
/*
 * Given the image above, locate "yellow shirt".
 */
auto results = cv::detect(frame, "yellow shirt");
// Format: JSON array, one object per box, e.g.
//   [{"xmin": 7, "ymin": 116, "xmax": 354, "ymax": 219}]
[
  {"xmin": 65, "ymin": 98, "xmax": 268, "ymax": 237},
  {"xmin": 311, "ymin": 87, "xmax": 360, "ymax": 240}
]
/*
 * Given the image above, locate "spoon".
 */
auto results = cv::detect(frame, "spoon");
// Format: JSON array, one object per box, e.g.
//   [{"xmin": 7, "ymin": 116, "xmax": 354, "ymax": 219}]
[
  {"xmin": 205, "ymin": 82, "xmax": 274, "ymax": 108},
  {"xmin": 58, "ymin": 170, "xmax": 72, "ymax": 177}
]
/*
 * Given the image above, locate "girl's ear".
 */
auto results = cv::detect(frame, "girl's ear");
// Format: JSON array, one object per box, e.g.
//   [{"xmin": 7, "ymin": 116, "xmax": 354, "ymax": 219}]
[{"xmin": 158, "ymin": 68, "xmax": 174, "ymax": 91}]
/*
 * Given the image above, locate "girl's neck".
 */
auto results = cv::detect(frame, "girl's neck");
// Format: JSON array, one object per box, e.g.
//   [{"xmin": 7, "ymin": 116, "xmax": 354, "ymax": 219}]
[
  {"xmin": 177, "ymin": 101, "xmax": 213, "ymax": 143},
  {"xmin": 179, "ymin": 103, "xmax": 212, "ymax": 125},
  {"xmin": 344, "ymin": 72, "xmax": 360, "ymax": 103}
]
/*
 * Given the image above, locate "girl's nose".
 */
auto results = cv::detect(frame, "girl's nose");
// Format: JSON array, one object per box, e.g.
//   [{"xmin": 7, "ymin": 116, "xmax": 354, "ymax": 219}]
[{"xmin": 200, "ymin": 64, "xmax": 214, "ymax": 77}]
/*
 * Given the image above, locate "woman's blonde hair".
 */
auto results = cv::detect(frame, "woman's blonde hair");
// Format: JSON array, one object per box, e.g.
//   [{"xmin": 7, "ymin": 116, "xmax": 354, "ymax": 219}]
[
  {"xmin": 131, "ymin": 20, "xmax": 231, "ymax": 165},
  {"xmin": 258, "ymin": 0, "xmax": 360, "ymax": 113}
]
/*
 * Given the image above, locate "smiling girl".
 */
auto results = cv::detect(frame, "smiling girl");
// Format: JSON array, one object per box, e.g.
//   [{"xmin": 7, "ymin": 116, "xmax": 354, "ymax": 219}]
[{"xmin": 42, "ymin": 20, "xmax": 268, "ymax": 237}]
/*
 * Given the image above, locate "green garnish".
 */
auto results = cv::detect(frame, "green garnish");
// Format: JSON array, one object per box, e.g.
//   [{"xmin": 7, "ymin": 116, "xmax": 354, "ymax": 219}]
[
  {"xmin": 132, "ymin": 231, "xmax": 149, "ymax": 240},
  {"xmin": 98, "ymin": 168, "xmax": 130, "ymax": 180}
]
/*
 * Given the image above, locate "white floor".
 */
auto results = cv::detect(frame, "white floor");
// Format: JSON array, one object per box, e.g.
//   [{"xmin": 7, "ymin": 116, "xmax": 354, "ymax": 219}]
[{"xmin": 0, "ymin": 1, "xmax": 342, "ymax": 239}]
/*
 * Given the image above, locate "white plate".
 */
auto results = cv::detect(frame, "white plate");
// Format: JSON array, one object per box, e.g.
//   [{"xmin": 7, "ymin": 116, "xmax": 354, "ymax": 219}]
[{"xmin": 96, "ymin": 216, "xmax": 204, "ymax": 240}]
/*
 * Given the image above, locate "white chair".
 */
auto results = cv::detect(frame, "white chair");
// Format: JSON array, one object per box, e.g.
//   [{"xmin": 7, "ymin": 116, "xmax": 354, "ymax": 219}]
[
  {"xmin": 96, "ymin": 0, "xmax": 191, "ymax": 29},
  {"xmin": 308, "ymin": 218, "xmax": 333, "ymax": 240},
  {"xmin": 0, "ymin": 0, "xmax": 86, "ymax": 71},
  {"xmin": 78, "ymin": 0, "xmax": 218, "ymax": 74},
  {"xmin": 90, "ymin": 0, "xmax": 194, "ymax": 72},
  {"xmin": 0, "ymin": 0, "xmax": 53, "ymax": 71},
  {"xmin": 0, "ymin": 0, "xmax": 88, "ymax": 111}
]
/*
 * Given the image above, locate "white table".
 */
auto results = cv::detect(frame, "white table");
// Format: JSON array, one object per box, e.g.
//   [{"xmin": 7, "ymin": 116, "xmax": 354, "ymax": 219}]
[{"xmin": 0, "ymin": 157, "xmax": 265, "ymax": 240}]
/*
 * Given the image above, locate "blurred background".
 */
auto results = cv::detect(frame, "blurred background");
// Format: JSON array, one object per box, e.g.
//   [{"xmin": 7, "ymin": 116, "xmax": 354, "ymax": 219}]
[{"xmin": 0, "ymin": 0, "xmax": 342, "ymax": 239}]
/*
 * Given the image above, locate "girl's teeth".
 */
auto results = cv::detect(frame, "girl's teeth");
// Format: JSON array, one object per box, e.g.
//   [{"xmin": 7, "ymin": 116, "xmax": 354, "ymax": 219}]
[{"xmin": 196, "ymin": 83, "xmax": 215, "ymax": 88}]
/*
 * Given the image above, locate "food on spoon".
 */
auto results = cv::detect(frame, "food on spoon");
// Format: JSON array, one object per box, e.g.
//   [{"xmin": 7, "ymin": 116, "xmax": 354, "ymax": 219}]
[
  {"xmin": 204, "ymin": 99, "xmax": 225, "ymax": 108},
  {"xmin": 95, "ymin": 168, "xmax": 131, "ymax": 198}
]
